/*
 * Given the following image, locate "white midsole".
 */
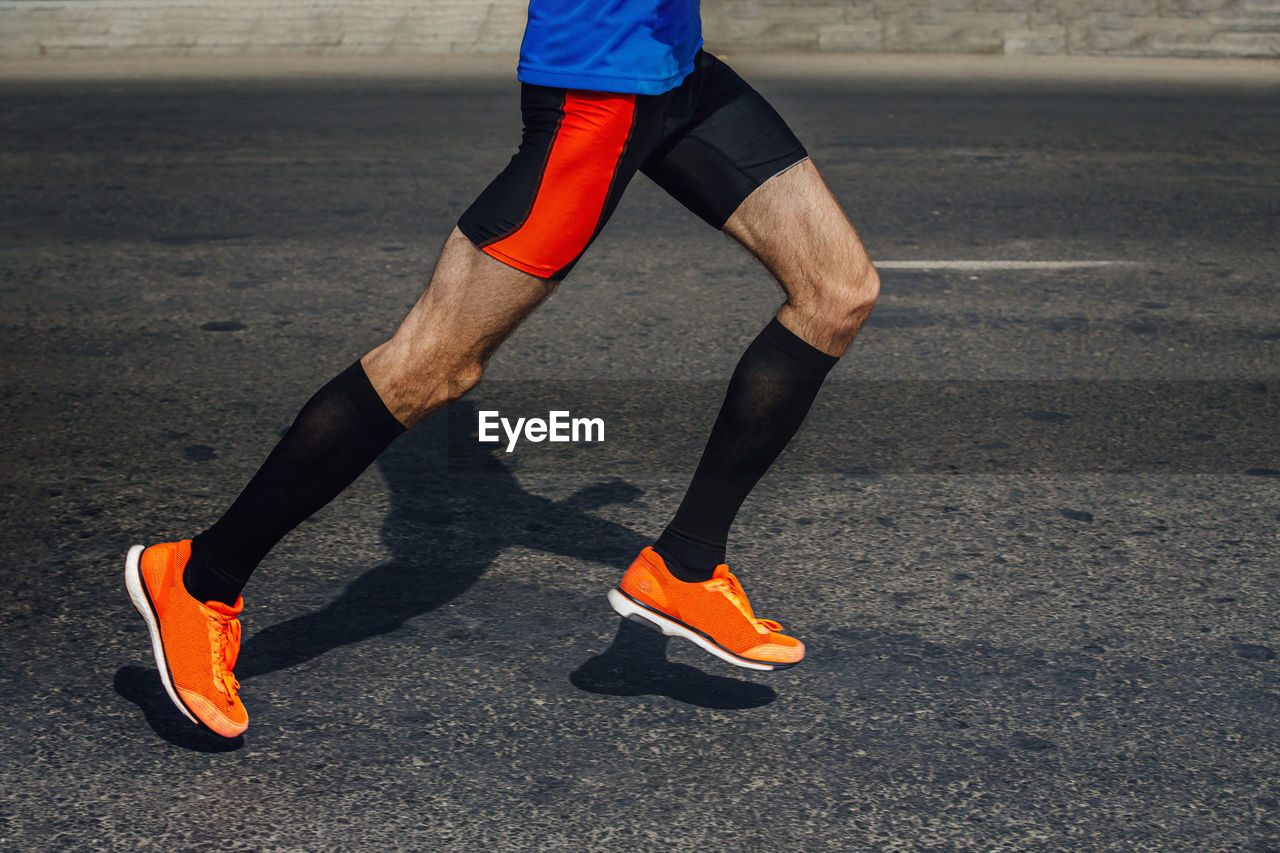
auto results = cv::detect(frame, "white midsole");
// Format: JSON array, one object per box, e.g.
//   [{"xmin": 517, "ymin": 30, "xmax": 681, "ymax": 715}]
[
  {"xmin": 124, "ymin": 545, "xmax": 198, "ymax": 725},
  {"xmin": 606, "ymin": 588, "xmax": 776, "ymax": 672}
]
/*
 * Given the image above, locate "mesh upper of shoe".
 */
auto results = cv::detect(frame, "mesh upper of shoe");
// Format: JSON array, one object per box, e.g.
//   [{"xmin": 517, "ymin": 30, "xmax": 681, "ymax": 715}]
[
  {"xmin": 621, "ymin": 548, "xmax": 801, "ymax": 660},
  {"xmin": 140, "ymin": 541, "xmax": 247, "ymax": 727}
]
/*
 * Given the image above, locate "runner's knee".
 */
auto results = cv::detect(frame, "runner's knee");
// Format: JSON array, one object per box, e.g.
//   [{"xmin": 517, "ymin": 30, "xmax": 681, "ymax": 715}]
[
  {"xmin": 402, "ymin": 356, "xmax": 483, "ymax": 423},
  {"xmin": 444, "ymin": 359, "xmax": 485, "ymax": 402},
  {"xmin": 806, "ymin": 258, "xmax": 879, "ymax": 341},
  {"xmin": 363, "ymin": 341, "xmax": 485, "ymax": 427}
]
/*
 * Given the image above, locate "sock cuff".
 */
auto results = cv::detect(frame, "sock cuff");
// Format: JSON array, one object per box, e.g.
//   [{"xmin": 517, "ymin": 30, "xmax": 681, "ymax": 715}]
[
  {"xmin": 759, "ymin": 317, "xmax": 840, "ymax": 375},
  {"xmin": 186, "ymin": 534, "xmax": 249, "ymax": 604},
  {"xmin": 341, "ymin": 360, "xmax": 407, "ymax": 441}
]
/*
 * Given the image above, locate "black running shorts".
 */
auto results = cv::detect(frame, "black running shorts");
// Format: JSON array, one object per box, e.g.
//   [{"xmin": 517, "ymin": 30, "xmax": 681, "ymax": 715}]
[{"xmin": 457, "ymin": 50, "xmax": 808, "ymax": 280}]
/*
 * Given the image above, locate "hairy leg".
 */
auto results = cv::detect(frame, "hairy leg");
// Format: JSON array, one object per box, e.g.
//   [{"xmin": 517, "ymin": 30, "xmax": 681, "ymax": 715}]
[{"xmin": 724, "ymin": 158, "xmax": 879, "ymax": 355}]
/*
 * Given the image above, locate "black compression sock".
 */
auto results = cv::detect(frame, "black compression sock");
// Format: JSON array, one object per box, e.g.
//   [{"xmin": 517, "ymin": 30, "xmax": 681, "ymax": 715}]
[
  {"xmin": 659, "ymin": 317, "xmax": 838, "ymax": 582},
  {"xmin": 183, "ymin": 360, "xmax": 406, "ymax": 606}
]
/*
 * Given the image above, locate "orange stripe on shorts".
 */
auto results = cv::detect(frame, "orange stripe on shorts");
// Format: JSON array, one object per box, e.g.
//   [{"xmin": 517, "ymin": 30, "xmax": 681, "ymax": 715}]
[{"xmin": 481, "ymin": 91, "xmax": 637, "ymax": 278}]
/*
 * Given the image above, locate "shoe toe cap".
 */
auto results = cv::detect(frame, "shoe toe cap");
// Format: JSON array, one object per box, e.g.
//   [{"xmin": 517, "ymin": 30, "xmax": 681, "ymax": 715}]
[
  {"xmin": 745, "ymin": 634, "xmax": 805, "ymax": 665},
  {"xmin": 176, "ymin": 687, "xmax": 248, "ymax": 738}
]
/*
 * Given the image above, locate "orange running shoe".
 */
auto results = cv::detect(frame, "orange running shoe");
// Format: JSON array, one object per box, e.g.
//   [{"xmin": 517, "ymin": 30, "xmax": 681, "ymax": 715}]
[
  {"xmin": 607, "ymin": 547, "xmax": 804, "ymax": 671},
  {"xmin": 124, "ymin": 540, "xmax": 248, "ymax": 738}
]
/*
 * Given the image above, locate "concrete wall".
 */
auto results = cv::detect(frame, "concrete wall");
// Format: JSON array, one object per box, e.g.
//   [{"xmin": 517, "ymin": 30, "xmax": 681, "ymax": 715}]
[
  {"xmin": 0, "ymin": 0, "xmax": 528, "ymax": 58},
  {"xmin": 702, "ymin": 0, "xmax": 1280, "ymax": 57},
  {"xmin": 2, "ymin": 0, "xmax": 1279, "ymax": 60}
]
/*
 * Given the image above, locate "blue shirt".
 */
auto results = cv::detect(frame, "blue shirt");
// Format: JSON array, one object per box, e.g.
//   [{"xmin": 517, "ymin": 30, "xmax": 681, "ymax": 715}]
[{"xmin": 518, "ymin": 0, "xmax": 702, "ymax": 96}]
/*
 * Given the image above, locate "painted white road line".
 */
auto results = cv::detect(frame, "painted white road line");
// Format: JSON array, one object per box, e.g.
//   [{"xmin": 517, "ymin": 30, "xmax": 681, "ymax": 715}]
[{"xmin": 876, "ymin": 260, "xmax": 1130, "ymax": 271}]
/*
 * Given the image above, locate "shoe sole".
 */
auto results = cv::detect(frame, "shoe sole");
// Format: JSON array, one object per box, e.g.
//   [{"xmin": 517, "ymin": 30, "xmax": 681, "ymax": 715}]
[
  {"xmin": 124, "ymin": 545, "xmax": 200, "ymax": 726},
  {"xmin": 607, "ymin": 588, "xmax": 799, "ymax": 672}
]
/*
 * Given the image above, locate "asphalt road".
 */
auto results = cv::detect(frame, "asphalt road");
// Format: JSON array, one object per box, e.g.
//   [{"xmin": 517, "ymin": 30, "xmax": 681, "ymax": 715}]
[{"xmin": 2, "ymin": 57, "xmax": 1278, "ymax": 852}]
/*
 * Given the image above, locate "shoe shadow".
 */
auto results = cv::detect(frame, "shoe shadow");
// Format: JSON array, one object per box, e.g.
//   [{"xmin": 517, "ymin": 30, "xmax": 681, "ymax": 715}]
[
  {"xmin": 570, "ymin": 620, "xmax": 777, "ymax": 709},
  {"xmin": 113, "ymin": 665, "xmax": 244, "ymax": 753},
  {"xmin": 239, "ymin": 399, "xmax": 654, "ymax": 680}
]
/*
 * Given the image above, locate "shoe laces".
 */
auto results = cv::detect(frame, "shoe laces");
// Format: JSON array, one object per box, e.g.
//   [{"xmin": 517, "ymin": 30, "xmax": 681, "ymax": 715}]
[
  {"xmin": 707, "ymin": 571, "xmax": 783, "ymax": 634},
  {"xmin": 206, "ymin": 609, "xmax": 242, "ymax": 700}
]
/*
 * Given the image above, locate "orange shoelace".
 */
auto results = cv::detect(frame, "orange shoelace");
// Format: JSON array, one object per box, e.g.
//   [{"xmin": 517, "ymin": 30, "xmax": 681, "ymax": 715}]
[
  {"xmin": 707, "ymin": 571, "xmax": 783, "ymax": 633},
  {"xmin": 206, "ymin": 610, "xmax": 242, "ymax": 700}
]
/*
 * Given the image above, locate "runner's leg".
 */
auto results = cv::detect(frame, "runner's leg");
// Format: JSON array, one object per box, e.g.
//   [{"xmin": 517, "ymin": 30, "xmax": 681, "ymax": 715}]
[
  {"xmin": 184, "ymin": 233, "xmax": 554, "ymax": 606},
  {"xmin": 608, "ymin": 159, "xmax": 876, "ymax": 666},
  {"xmin": 125, "ymin": 230, "xmax": 554, "ymax": 737},
  {"xmin": 641, "ymin": 55, "xmax": 879, "ymax": 579},
  {"xmin": 655, "ymin": 159, "xmax": 877, "ymax": 578}
]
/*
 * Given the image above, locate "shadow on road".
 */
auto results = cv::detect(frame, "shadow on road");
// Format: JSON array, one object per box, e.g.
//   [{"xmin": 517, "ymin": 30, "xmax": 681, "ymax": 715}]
[
  {"xmin": 113, "ymin": 665, "xmax": 244, "ymax": 753},
  {"xmin": 237, "ymin": 399, "xmax": 655, "ymax": 679},
  {"xmin": 571, "ymin": 620, "xmax": 776, "ymax": 709}
]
